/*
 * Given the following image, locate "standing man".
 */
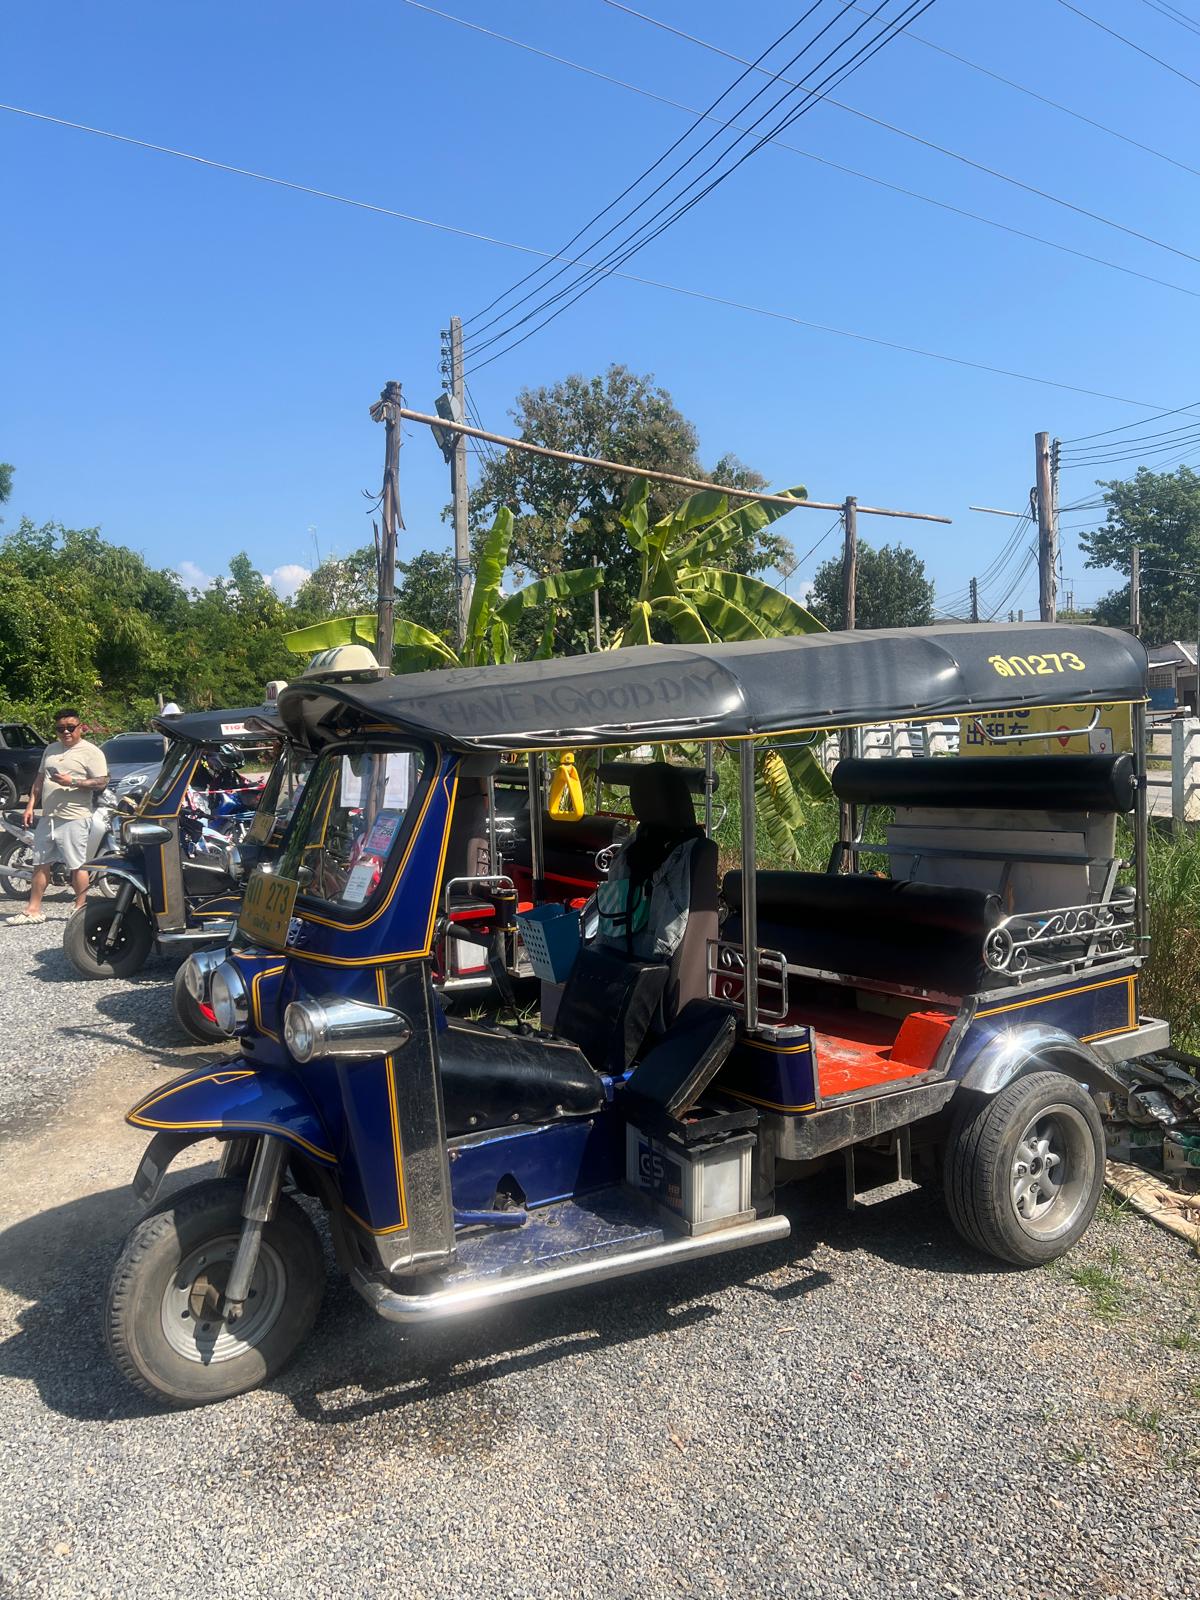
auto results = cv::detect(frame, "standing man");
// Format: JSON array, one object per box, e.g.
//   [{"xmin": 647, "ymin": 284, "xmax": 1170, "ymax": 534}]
[{"xmin": 4, "ymin": 710, "xmax": 108, "ymax": 925}]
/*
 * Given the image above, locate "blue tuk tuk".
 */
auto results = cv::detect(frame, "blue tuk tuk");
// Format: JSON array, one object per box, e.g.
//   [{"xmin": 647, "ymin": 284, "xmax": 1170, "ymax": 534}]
[{"xmin": 107, "ymin": 623, "xmax": 1161, "ymax": 1405}]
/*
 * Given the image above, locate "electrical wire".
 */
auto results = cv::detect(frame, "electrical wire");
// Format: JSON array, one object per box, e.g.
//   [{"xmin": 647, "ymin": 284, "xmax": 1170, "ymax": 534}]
[
  {"xmin": 601, "ymin": 0, "xmax": 1200, "ymax": 266},
  {"xmin": 466, "ymin": 1, "xmax": 940, "ymax": 372},
  {"xmin": 1136, "ymin": 0, "xmax": 1200, "ymax": 38},
  {"xmin": 463, "ymin": 2, "xmax": 832, "ymax": 335},
  {"xmin": 404, "ymin": 1, "xmax": 1200, "ymax": 307},
  {"xmin": 1062, "ymin": 397, "xmax": 1200, "ymax": 443},
  {"xmin": 1053, "ymin": 0, "xmax": 1200, "ymax": 91},
  {"xmin": 464, "ymin": 1, "xmax": 930, "ymax": 362},
  {"xmin": 1, "ymin": 100, "xmax": 1193, "ymax": 411},
  {"xmin": 1061, "ymin": 418, "xmax": 1200, "ymax": 457}
]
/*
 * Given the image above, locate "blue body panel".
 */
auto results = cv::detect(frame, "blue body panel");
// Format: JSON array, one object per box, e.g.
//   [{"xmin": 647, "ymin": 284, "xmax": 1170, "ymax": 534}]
[
  {"xmin": 720, "ymin": 1029, "xmax": 817, "ymax": 1113},
  {"xmin": 448, "ymin": 1114, "xmax": 624, "ymax": 1212},
  {"xmin": 126, "ymin": 1058, "xmax": 336, "ymax": 1164}
]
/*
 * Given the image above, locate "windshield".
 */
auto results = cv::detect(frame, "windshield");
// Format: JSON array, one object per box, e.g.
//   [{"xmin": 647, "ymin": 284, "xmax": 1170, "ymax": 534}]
[
  {"xmin": 103, "ymin": 735, "xmax": 166, "ymax": 764},
  {"xmin": 246, "ymin": 747, "xmax": 315, "ymax": 843},
  {"xmin": 276, "ymin": 745, "xmax": 426, "ymax": 912},
  {"xmin": 146, "ymin": 740, "xmax": 196, "ymax": 806}
]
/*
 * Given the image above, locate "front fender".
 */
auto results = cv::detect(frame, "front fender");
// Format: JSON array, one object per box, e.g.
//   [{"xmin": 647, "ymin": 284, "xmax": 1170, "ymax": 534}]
[
  {"xmin": 127, "ymin": 1060, "xmax": 337, "ymax": 1170},
  {"xmin": 85, "ymin": 859, "xmax": 148, "ymax": 895},
  {"xmin": 955, "ymin": 1022, "xmax": 1126, "ymax": 1098}
]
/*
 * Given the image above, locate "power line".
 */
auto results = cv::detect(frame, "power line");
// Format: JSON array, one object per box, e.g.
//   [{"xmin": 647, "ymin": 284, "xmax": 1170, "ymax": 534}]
[
  {"xmin": 1061, "ymin": 417, "xmax": 1200, "ymax": 456},
  {"xmin": 405, "ymin": 3, "xmax": 1200, "ymax": 306},
  {"xmin": 1061, "ymin": 396, "xmax": 1200, "ymax": 443},
  {"xmin": 465, "ymin": 1, "xmax": 936, "ymax": 370},
  {"xmin": 1053, "ymin": 0, "xmax": 1200, "ymax": 91},
  {"xmin": 462, "ymin": 2, "xmax": 832, "ymax": 336},
  {"xmin": 2, "ymin": 99, "xmax": 1194, "ymax": 411},
  {"xmin": 602, "ymin": 0, "xmax": 1200, "ymax": 267},
  {"xmin": 1135, "ymin": 0, "xmax": 1200, "ymax": 38}
]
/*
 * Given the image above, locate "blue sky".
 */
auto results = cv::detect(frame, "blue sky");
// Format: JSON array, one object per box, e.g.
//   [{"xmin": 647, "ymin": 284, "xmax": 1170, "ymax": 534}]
[{"xmin": 3, "ymin": 0, "xmax": 1198, "ymax": 616}]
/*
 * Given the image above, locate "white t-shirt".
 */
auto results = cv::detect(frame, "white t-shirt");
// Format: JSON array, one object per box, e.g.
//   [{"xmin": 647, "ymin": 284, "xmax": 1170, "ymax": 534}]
[{"xmin": 39, "ymin": 739, "xmax": 108, "ymax": 822}]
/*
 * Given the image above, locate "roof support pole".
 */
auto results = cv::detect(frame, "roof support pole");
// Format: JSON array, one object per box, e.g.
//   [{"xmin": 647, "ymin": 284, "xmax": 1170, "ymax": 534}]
[
  {"xmin": 739, "ymin": 743, "xmax": 759, "ymax": 1034},
  {"xmin": 527, "ymin": 754, "xmax": 545, "ymax": 902}
]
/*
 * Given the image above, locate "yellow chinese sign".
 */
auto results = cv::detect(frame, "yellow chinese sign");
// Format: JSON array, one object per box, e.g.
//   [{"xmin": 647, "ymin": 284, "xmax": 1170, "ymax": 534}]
[{"xmin": 960, "ymin": 703, "xmax": 1133, "ymax": 757}]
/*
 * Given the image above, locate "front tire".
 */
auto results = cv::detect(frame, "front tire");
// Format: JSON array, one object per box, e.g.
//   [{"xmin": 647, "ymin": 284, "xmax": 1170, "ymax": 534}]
[
  {"xmin": 944, "ymin": 1071, "xmax": 1105, "ymax": 1266},
  {"xmin": 63, "ymin": 900, "xmax": 154, "ymax": 979},
  {"xmin": 0, "ymin": 832, "xmax": 34, "ymax": 900},
  {"xmin": 106, "ymin": 1178, "xmax": 325, "ymax": 1406},
  {"xmin": 172, "ymin": 960, "xmax": 227, "ymax": 1043},
  {"xmin": 0, "ymin": 774, "xmax": 18, "ymax": 808}
]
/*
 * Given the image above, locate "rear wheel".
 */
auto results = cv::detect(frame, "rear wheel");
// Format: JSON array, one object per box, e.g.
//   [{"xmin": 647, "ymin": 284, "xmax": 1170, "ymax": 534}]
[
  {"xmin": 0, "ymin": 774, "xmax": 18, "ymax": 808},
  {"xmin": 63, "ymin": 900, "xmax": 153, "ymax": 979},
  {"xmin": 0, "ymin": 833, "xmax": 34, "ymax": 900},
  {"xmin": 944, "ymin": 1071, "xmax": 1104, "ymax": 1266},
  {"xmin": 106, "ymin": 1178, "xmax": 324, "ymax": 1406},
  {"xmin": 172, "ymin": 960, "xmax": 227, "ymax": 1043}
]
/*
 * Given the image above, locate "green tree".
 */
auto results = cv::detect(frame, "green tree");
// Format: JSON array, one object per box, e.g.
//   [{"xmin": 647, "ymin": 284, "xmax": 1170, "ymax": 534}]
[
  {"xmin": 292, "ymin": 545, "xmax": 379, "ymax": 621},
  {"xmin": 467, "ymin": 366, "xmax": 792, "ymax": 645},
  {"xmin": 808, "ymin": 540, "xmax": 934, "ymax": 630},
  {"xmin": 396, "ymin": 549, "xmax": 458, "ymax": 642},
  {"xmin": 1082, "ymin": 467, "xmax": 1200, "ymax": 640},
  {"xmin": 0, "ymin": 463, "xmax": 13, "ymax": 507}
]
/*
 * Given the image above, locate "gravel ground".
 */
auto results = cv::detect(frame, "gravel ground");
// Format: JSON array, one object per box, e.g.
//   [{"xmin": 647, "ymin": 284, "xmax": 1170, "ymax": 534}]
[
  {"xmin": 1, "ymin": 1044, "xmax": 1198, "ymax": 1600},
  {"xmin": 0, "ymin": 894, "xmax": 195, "ymax": 1136}
]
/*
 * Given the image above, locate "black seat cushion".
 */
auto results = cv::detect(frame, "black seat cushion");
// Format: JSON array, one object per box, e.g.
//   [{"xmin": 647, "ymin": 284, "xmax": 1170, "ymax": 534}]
[
  {"xmin": 439, "ymin": 1018, "xmax": 603, "ymax": 1138},
  {"xmin": 721, "ymin": 870, "xmax": 1002, "ymax": 995},
  {"xmin": 623, "ymin": 1000, "xmax": 737, "ymax": 1119},
  {"xmin": 554, "ymin": 944, "xmax": 670, "ymax": 1073},
  {"xmin": 182, "ymin": 861, "xmax": 238, "ymax": 898},
  {"xmin": 831, "ymin": 753, "xmax": 1135, "ymax": 814}
]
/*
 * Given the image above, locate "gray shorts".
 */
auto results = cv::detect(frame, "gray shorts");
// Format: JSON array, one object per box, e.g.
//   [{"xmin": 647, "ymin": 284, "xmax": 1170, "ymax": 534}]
[{"xmin": 32, "ymin": 814, "xmax": 90, "ymax": 873}]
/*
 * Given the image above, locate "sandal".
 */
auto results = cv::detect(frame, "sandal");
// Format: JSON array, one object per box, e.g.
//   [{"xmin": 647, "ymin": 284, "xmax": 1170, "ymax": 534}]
[{"xmin": 3, "ymin": 911, "xmax": 46, "ymax": 925}]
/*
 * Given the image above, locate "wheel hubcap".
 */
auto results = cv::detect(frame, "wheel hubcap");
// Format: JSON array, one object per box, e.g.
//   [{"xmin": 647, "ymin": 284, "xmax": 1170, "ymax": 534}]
[
  {"xmin": 1009, "ymin": 1105, "xmax": 1093, "ymax": 1238},
  {"xmin": 161, "ymin": 1234, "xmax": 287, "ymax": 1364}
]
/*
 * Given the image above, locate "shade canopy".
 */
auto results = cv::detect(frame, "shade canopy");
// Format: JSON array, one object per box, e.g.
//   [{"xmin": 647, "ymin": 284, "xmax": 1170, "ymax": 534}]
[
  {"xmin": 151, "ymin": 706, "xmax": 284, "ymax": 746},
  {"xmin": 277, "ymin": 624, "xmax": 1147, "ymax": 754}
]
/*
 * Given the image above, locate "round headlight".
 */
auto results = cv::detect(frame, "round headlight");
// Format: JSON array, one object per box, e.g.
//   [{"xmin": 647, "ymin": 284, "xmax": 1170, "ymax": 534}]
[
  {"xmin": 209, "ymin": 962, "xmax": 249, "ymax": 1036},
  {"xmin": 283, "ymin": 1000, "xmax": 327, "ymax": 1064},
  {"xmin": 182, "ymin": 948, "xmax": 223, "ymax": 1002},
  {"xmin": 182, "ymin": 954, "xmax": 204, "ymax": 1001},
  {"xmin": 228, "ymin": 844, "xmax": 243, "ymax": 880}
]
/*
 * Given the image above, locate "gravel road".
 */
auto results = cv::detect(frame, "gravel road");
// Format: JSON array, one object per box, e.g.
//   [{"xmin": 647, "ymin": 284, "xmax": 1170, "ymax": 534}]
[
  {"xmin": 1, "ymin": 1044, "xmax": 1198, "ymax": 1600},
  {"xmin": 0, "ymin": 894, "xmax": 196, "ymax": 1136}
]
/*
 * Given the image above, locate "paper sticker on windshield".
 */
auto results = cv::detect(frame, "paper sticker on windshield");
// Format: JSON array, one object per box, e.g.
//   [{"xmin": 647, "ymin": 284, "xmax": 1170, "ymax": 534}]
[
  {"xmin": 364, "ymin": 813, "xmax": 401, "ymax": 855},
  {"xmin": 342, "ymin": 859, "xmax": 379, "ymax": 905},
  {"xmin": 384, "ymin": 753, "xmax": 413, "ymax": 810},
  {"xmin": 340, "ymin": 756, "xmax": 363, "ymax": 808},
  {"xmin": 219, "ymin": 721, "xmax": 249, "ymax": 736}
]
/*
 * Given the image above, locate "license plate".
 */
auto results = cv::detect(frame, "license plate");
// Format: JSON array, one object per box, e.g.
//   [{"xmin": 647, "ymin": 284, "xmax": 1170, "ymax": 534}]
[{"xmin": 238, "ymin": 870, "xmax": 299, "ymax": 949}]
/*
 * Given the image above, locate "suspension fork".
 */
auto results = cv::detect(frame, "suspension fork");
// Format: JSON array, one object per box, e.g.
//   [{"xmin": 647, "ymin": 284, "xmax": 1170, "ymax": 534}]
[
  {"xmin": 97, "ymin": 877, "xmax": 136, "ymax": 958},
  {"xmin": 223, "ymin": 1136, "xmax": 289, "ymax": 1321}
]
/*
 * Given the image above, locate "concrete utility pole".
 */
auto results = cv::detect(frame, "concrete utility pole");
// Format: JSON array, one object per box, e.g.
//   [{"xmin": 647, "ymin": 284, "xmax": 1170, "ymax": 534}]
[
  {"xmin": 369, "ymin": 381, "xmax": 404, "ymax": 671},
  {"xmin": 841, "ymin": 497, "xmax": 858, "ymax": 629},
  {"xmin": 969, "ymin": 576, "xmax": 979, "ymax": 623},
  {"xmin": 1130, "ymin": 544, "xmax": 1141, "ymax": 634},
  {"xmin": 449, "ymin": 317, "xmax": 471, "ymax": 650},
  {"xmin": 1035, "ymin": 431, "xmax": 1059, "ymax": 622}
]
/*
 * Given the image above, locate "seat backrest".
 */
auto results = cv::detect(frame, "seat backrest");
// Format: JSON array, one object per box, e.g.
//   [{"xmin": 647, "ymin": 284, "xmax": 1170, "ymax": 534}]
[{"xmin": 441, "ymin": 775, "xmax": 490, "ymax": 895}]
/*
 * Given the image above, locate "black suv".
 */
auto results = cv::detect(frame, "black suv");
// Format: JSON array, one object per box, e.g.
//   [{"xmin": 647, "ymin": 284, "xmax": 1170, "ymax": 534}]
[{"xmin": 0, "ymin": 722, "xmax": 48, "ymax": 807}]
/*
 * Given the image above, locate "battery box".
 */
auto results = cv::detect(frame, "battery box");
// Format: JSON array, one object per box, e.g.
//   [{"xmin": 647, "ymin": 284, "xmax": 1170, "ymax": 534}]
[{"xmin": 625, "ymin": 1117, "xmax": 755, "ymax": 1236}]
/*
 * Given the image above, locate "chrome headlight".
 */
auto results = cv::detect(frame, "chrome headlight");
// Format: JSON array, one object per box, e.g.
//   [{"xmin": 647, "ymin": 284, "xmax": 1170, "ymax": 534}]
[
  {"xmin": 227, "ymin": 844, "xmax": 244, "ymax": 880},
  {"xmin": 209, "ymin": 962, "xmax": 249, "ymax": 1036},
  {"xmin": 182, "ymin": 948, "xmax": 224, "ymax": 1002},
  {"xmin": 283, "ymin": 997, "xmax": 411, "ymax": 1064}
]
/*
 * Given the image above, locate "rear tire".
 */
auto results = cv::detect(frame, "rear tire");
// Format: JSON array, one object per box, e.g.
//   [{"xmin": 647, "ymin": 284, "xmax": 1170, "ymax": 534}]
[
  {"xmin": 106, "ymin": 1177, "xmax": 324, "ymax": 1406},
  {"xmin": 943, "ymin": 1071, "xmax": 1104, "ymax": 1267},
  {"xmin": 0, "ymin": 774, "xmax": 18, "ymax": 808},
  {"xmin": 172, "ymin": 960, "xmax": 227, "ymax": 1043},
  {"xmin": 0, "ymin": 832, "xmax": 34, "ymax": 900},
  {"xmin": 63, "ymin": 900, "xmax": 154, "ymax": 979}
]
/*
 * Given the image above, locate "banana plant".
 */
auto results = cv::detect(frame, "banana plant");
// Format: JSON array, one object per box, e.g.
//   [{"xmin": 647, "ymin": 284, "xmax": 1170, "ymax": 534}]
[
  {"xmin": 613, "ymin": 476, "xmax": 831, "ymax": 858},
  {"xmin": 283, "ymin": 508, "xmax": 603, "ymax": 670}
]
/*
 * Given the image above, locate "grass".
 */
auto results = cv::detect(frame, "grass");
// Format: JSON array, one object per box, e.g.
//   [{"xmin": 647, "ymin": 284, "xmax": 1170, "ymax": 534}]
[
  {"xmin": 1140, "ymin": 824, "xmax": 1200, "ymax": 1053},
  {"xmin": 1119, "ymin": 1401, "xmax": 1163, "ymax": 1434},
  {"xmin": 1067, "ymin": 1264, "xmax": 1127, "ymax": 1320}
]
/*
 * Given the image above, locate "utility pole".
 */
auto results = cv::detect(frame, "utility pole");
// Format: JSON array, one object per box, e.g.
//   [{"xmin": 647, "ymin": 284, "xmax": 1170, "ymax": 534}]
[
  {"xmin": 1130, "ymin": 545, "xmax": 1141, "ymax": 634},
  {"xmin": 449, "ymin": 317, "xmax": 471, "ymax": 649},
  {"xmin": 1035, "ymin": 431, "xmax": 1058, "ymax": 622},
  {"xmin": 841, "ymin": 497, "xmax": 858, "ymax": 629},
  {"xmin": 369, "ymin": 381, "xmax": 404, "ymax": 671},
  {"xmin": 969, "ymin": 576, "xmax": 979, "ymax": 623}
]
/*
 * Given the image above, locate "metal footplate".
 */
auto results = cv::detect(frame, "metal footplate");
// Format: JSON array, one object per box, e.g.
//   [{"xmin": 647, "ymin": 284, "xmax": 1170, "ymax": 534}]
[
  {"xmin": 844, "ymin": 1127, "xmax": 920, "ymax": 1209},
  {"xmin": 351, "ymin": 1201, "xmax": 790, "ymax": 1325}
]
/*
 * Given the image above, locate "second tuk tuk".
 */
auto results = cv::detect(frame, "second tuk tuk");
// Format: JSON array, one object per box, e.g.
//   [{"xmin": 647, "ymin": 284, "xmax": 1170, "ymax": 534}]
[{"xmin": 105, "ymin": 623, "xmax": 1163, "ymax": 1406}]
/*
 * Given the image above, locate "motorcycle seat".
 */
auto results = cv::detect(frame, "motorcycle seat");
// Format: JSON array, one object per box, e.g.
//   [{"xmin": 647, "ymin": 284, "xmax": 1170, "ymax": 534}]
[
  {"xmin": 439, "ymin": 1016, "xmax": 604, "ymax": 1138},
  {"xmin": 182, "ymin": 861, "xmax": 239, "ymax": 898}
]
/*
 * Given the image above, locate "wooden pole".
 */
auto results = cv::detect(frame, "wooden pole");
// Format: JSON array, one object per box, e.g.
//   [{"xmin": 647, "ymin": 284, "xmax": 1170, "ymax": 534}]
[
  {"xmin": 1130, "ymin": 545, "xmax": 1141, "ymax": 634},
  {"xmin": 841, "ymin": 497, "xmax": 858, "ymax": 629},
  {"xmin": 369, "ymin": 381, "xmax": 404, "ymax": 671},
  {"xmin": 396, "ymin": 408, "xmax": 952, "ymax": 524}
]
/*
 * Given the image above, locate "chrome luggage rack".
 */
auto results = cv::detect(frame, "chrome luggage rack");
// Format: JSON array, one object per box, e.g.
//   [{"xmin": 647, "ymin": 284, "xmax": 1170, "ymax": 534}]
[
  {"xmin": 707, "ymin": 940, "xmax": 790, "ymax": 1022},
  {"xmin": 982, "ymin": 897, "xmax": 1135, "ymax": 981}
]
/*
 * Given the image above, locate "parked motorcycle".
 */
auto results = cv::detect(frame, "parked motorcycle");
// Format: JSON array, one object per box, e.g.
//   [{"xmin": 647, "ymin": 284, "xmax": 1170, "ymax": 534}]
[{"xmin": 0, "ymin": 775, "xmax": 146, "ymax": 900}]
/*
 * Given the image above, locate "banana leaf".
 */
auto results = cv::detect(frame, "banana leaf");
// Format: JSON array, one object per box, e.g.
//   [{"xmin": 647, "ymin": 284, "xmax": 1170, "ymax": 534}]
[
  {"xmin": 649, "ymin": 487, "xmax": 728, "ymax": 552},
  {"xmin": 619, "ymin": 477, "xmax": 651, "ymax": 551},
  {"xmin": 282, "ymin": 614, "xmax": 377, "ymax": 654},
  {"xmin": 649, "ymin": 594, "xmax": 712, "ymax": 644},
  {"xmin": 494, "ymin": 566, "xmax": 603, "ymax": 623},
  {"xmin": 674, "ymin": 484, "xmax": 806, "ymax": 568},
  {"xmin": 464, "ymin": 507, "xmax": 513, "ymax": 663},
  {"xmin": 686, "ymin": 587, "xmax": 770, "ymax": 641},
  {"xmin": 618, "ymin": 601, "xmax": 654, "ymax": 647},
  {"xmin": 682, "ymin": 568, "xmax": 825, "ymax": 637}
]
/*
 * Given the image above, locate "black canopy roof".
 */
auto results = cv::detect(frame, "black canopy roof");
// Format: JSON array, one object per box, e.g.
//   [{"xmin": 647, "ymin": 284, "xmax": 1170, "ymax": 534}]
[
  {"xmin": 151, "ymin": 706, "xmax": 284, "ymax": 746},
  {"xmin": 277, "ymin": 624, "xmax": 1147, "ymax": 754}
]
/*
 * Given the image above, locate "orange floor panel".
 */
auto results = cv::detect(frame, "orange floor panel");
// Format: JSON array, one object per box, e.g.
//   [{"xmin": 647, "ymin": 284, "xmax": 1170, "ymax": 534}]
[{"xmin": 805, "ymin": 1006, "xmax": 955, "ymax": 1098}]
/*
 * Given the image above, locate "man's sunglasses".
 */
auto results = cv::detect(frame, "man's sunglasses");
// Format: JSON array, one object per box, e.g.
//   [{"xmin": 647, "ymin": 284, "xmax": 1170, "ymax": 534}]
[{"xmin": 56, "ymin": 723, "xmax": 80, "ymax": 733}]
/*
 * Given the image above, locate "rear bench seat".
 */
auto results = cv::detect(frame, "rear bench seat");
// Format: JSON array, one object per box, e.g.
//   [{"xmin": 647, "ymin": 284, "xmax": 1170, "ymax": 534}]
[{"xmin": 721, "ymin": 869, "xmax": 1003, "ymax": 996}]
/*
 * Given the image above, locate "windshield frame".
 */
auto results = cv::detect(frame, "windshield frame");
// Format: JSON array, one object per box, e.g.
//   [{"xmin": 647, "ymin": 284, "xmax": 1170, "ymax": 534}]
[
  {"xmin": 273, "ymin": 739, "xmax": 434, "ymax": 926},
  {"xmin": 145, "ymin": 739, "xmax": 197, "ymax": 808}
]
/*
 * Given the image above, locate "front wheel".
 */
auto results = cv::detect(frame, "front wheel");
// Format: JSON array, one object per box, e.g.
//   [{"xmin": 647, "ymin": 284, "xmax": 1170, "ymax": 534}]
[
  {"xmin": 106, "ymin": 1178, "xmax": 325, "ymax": 1406},
  {"xmin": 63, "ymin": 900, "xmax": 154, "ymax": 979},
  {"xmin": 943, "ymin": 1071, "xmax": 1105, "ymax": 1267},
  {"xmin": 172, "ymin": 960, "xmax": 227, "ymax": 1043},
  {"xmin": 0, "ymin": 832, "xmax": 34, "ymax": 900}
]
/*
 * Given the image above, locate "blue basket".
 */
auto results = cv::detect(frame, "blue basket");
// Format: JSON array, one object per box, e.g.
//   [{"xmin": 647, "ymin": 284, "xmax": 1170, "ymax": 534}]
[{"xmin": 516, "ymin": 903, "xmax": 581, "ymax": 983}]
